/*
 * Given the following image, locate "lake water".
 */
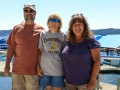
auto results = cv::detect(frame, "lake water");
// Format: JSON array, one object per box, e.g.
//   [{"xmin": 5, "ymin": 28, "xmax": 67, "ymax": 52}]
[
  {"xmin": 0, "ymin": 55, "xmax": 6, "ymax": 61},
  {"xmin": 0, "ymin": 54, "xmax": 13, "ymax": 62},
  {"xmin": 100, "ymin": 74, "xmax": 119, "ymax": 85},
  {"xmin": 0, "ymin": 77, "xmax": 11, "ymax": 90}
]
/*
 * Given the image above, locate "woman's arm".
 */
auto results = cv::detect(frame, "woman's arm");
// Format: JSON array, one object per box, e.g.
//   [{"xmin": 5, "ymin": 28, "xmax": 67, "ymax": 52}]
[{"xmin": 88, "ymin": 48, "xmax": 100, "ymax": 89}]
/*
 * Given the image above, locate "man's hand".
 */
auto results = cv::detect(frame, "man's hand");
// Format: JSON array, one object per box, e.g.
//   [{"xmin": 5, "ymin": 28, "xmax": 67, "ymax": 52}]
[{"xmin": 4, "ymin": 65, "xmax": 10, "ymax": 77}]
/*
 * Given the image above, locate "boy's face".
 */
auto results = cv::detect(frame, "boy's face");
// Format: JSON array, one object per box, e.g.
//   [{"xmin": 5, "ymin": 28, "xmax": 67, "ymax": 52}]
[{"xmin": 48, "ymin": 18, "xmax": 60, "ymax": 31}]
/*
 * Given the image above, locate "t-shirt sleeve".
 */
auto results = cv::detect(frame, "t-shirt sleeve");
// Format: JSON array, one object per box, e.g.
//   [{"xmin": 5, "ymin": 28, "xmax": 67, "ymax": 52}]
[
  {"xmin": 38, "ymin": 31, "xmax": 43, "ymax": 49},
  {"xmin": 87, "ymin": 36, "xmax": 100, "ymax": 49},
  {"xmin": 6, "ymin": 27, "xmax": 16, "ymax": 48}
]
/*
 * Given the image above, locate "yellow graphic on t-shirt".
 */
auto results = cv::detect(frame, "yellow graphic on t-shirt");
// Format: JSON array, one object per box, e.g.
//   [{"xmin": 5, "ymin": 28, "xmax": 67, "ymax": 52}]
[
  {"xmin": 47, "ymin": 41, "xmax": 59, "ymax": 50},
  {"xmin": 46, "ymin": 41, "xmax": 60, "ymax": 54},
  {"xmin": 51, "ymin": 41, "xmax": 58, "ymax": 50}
]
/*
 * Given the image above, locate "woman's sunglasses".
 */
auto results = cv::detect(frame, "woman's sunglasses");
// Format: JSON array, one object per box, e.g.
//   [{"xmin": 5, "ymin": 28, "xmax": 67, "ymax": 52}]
[
  {"xmin": 49, "ymin": 18, "xmax": 59, "ymax": 22},
  {"xmin": 71, "ymin": 13, "xmax": 83, "ymax": 18}
]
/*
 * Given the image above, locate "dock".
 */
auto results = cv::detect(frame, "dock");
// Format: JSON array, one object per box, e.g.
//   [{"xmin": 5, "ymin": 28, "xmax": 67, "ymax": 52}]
[{"xmin": 100, "ymin": 64, "xmax": 120, "ymax": 73}]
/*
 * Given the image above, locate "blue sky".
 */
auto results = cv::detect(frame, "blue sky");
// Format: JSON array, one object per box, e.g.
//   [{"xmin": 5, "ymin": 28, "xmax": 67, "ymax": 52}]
[{"xmin": 1, "ymin": 0, "xmax": 120, "ymax": 32}]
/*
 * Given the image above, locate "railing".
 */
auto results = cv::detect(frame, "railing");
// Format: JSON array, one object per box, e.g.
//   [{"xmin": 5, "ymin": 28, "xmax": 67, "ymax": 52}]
[
  {"xmin": 1, "ymin": 50, "xmax": 120, "ymax": 90},
  {"xmin": 117, "ymin": 78, "xmax": 120, "ymax": 90},
  {"xmin": 98, "ymin": 54, "xmax": 120, "ymax": 90},
  {"xmin": 97, "ymin": 74, "xmax": 120, "ymax": 90},
  {"xmin": 97, "ymin": 74, "xmax": 100, "ymax": 90}
]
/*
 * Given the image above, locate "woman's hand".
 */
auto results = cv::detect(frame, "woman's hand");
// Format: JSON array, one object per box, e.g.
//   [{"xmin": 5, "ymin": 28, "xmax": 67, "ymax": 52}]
[{"xmin": 87, "ymin": 80, "xmax": 96, "ymax": 90}]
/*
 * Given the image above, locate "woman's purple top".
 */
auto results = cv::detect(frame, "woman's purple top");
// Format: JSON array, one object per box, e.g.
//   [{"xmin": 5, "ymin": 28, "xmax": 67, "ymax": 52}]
[{"xmin": 61, "ymin": 36, "xmax": 100, "ymax": 85}]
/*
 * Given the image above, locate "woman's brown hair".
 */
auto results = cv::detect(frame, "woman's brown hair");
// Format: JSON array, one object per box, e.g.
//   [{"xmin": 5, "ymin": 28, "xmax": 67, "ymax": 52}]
[{"xmin": 67, "ymin": 13, "xmax": 93, "ymax": 42}]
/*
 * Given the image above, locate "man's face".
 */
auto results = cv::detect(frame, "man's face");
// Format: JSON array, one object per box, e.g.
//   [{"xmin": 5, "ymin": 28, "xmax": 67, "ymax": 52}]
[{"xmin": 23, "ymin": 7, "xmax": 36, "ymax": 23}]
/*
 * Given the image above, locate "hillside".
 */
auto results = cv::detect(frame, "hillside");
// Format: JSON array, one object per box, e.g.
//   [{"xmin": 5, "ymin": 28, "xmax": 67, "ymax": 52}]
[
  {"xmin": 92, "ymin": 28, "xmax": 120, "ymax": 35},
  {"xmin": 0, "ymin": 28, "xmax": 120, "ymax": 38},
  {"xmin": 0, "ymin": 30, "xmax": 11, "ymax": 37}
]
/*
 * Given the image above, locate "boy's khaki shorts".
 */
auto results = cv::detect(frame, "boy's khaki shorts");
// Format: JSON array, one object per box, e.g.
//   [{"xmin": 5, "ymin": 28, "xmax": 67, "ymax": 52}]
[{"xmin": 12, "ymin": 73, "xmax": 39, "ymax": 90}]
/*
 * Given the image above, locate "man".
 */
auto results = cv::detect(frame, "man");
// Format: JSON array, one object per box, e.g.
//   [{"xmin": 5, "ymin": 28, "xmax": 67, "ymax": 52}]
[{"xmin": 4, "ymin": 3, "xmax": 44, "ymax": 90}]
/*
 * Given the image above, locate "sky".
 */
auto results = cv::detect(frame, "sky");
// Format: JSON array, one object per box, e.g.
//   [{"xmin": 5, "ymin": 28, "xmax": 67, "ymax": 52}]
[{"xmin": 0, "ymin": 0, "xmax": 120, "ymax": 32}]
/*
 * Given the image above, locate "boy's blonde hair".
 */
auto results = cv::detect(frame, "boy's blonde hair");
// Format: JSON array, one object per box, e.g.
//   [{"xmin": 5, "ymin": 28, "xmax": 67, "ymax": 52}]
[{"xmin": 47, "ymin": 13, "xmax": 62, "ymax": 31}]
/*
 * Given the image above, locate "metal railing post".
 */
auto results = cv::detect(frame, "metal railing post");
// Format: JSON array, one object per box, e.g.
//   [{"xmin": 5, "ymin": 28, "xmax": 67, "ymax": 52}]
[
  {"xmin": 96, "ymin": 74, "xmax": 100, "ymax": 90},
  {"xmin": 117, "ymin": 78, "xmax": 120, "ymax": 90}
]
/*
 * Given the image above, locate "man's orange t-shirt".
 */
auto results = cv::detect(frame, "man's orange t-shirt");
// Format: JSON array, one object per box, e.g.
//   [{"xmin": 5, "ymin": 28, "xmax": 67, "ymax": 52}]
[{"xmin": 6, "ymin": 22, "xmax": 43, "ymax": 75}]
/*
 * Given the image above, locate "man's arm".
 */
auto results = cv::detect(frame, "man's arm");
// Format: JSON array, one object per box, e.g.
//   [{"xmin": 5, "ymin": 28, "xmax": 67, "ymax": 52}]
[{"xmin": 4, "ymin": 46, "xmax": 15, "ymax": 76}]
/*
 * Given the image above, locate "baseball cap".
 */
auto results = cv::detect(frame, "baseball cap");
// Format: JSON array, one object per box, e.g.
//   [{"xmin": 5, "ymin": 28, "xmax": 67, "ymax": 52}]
[{"xmin": 23, "ymin": 3, "xmax": 36, "ymax": 11}]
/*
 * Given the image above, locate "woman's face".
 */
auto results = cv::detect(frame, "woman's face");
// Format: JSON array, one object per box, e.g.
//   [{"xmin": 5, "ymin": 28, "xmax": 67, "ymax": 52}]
[{"xmin": 72, "ymin": 21, "xmax": 84, "ymax": 38}]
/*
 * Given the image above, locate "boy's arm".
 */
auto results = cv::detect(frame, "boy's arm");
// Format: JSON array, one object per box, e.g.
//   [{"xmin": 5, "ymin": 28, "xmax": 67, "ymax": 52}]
[{"xmin": 37, "ymin": 49, "xmax": 44, "ymax": 76}]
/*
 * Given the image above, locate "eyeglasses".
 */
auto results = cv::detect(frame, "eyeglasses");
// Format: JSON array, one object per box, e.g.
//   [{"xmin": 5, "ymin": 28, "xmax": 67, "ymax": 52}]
[
  {"xmin": 73, "ymin": 23, "xmax": 83, "ymax": 27},
  {"xmin": 49, "ymin": 18, "xmax": 59, "ymax": 23},
  {"xmin": 71, "ymin": 13, "xmax": 83, "ymax": 18},
  {"xmin": 24, "ymin": 9, "xmax": 35, "ymax": 13}
]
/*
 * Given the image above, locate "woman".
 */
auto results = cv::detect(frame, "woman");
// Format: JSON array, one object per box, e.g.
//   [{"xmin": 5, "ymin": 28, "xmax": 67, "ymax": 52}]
[{"xmin": 61, "ymin": 13, "xmax": 100, "ymax": 90}]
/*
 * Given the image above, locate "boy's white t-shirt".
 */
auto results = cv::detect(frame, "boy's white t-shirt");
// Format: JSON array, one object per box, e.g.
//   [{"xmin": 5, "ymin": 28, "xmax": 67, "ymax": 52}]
[{"xmin": 38, "ymin": 30, "xmax": 66, "ymax": 76}]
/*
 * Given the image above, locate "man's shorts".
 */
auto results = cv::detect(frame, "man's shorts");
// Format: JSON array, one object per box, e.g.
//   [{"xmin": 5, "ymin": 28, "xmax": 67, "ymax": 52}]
[
  {"xmin": 40, "ymin": 75, "xmax": 64, "ymax": 88},
  {"xmin": 12, "ymin": 73, "xmax": 39, "ymax": 90}
]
